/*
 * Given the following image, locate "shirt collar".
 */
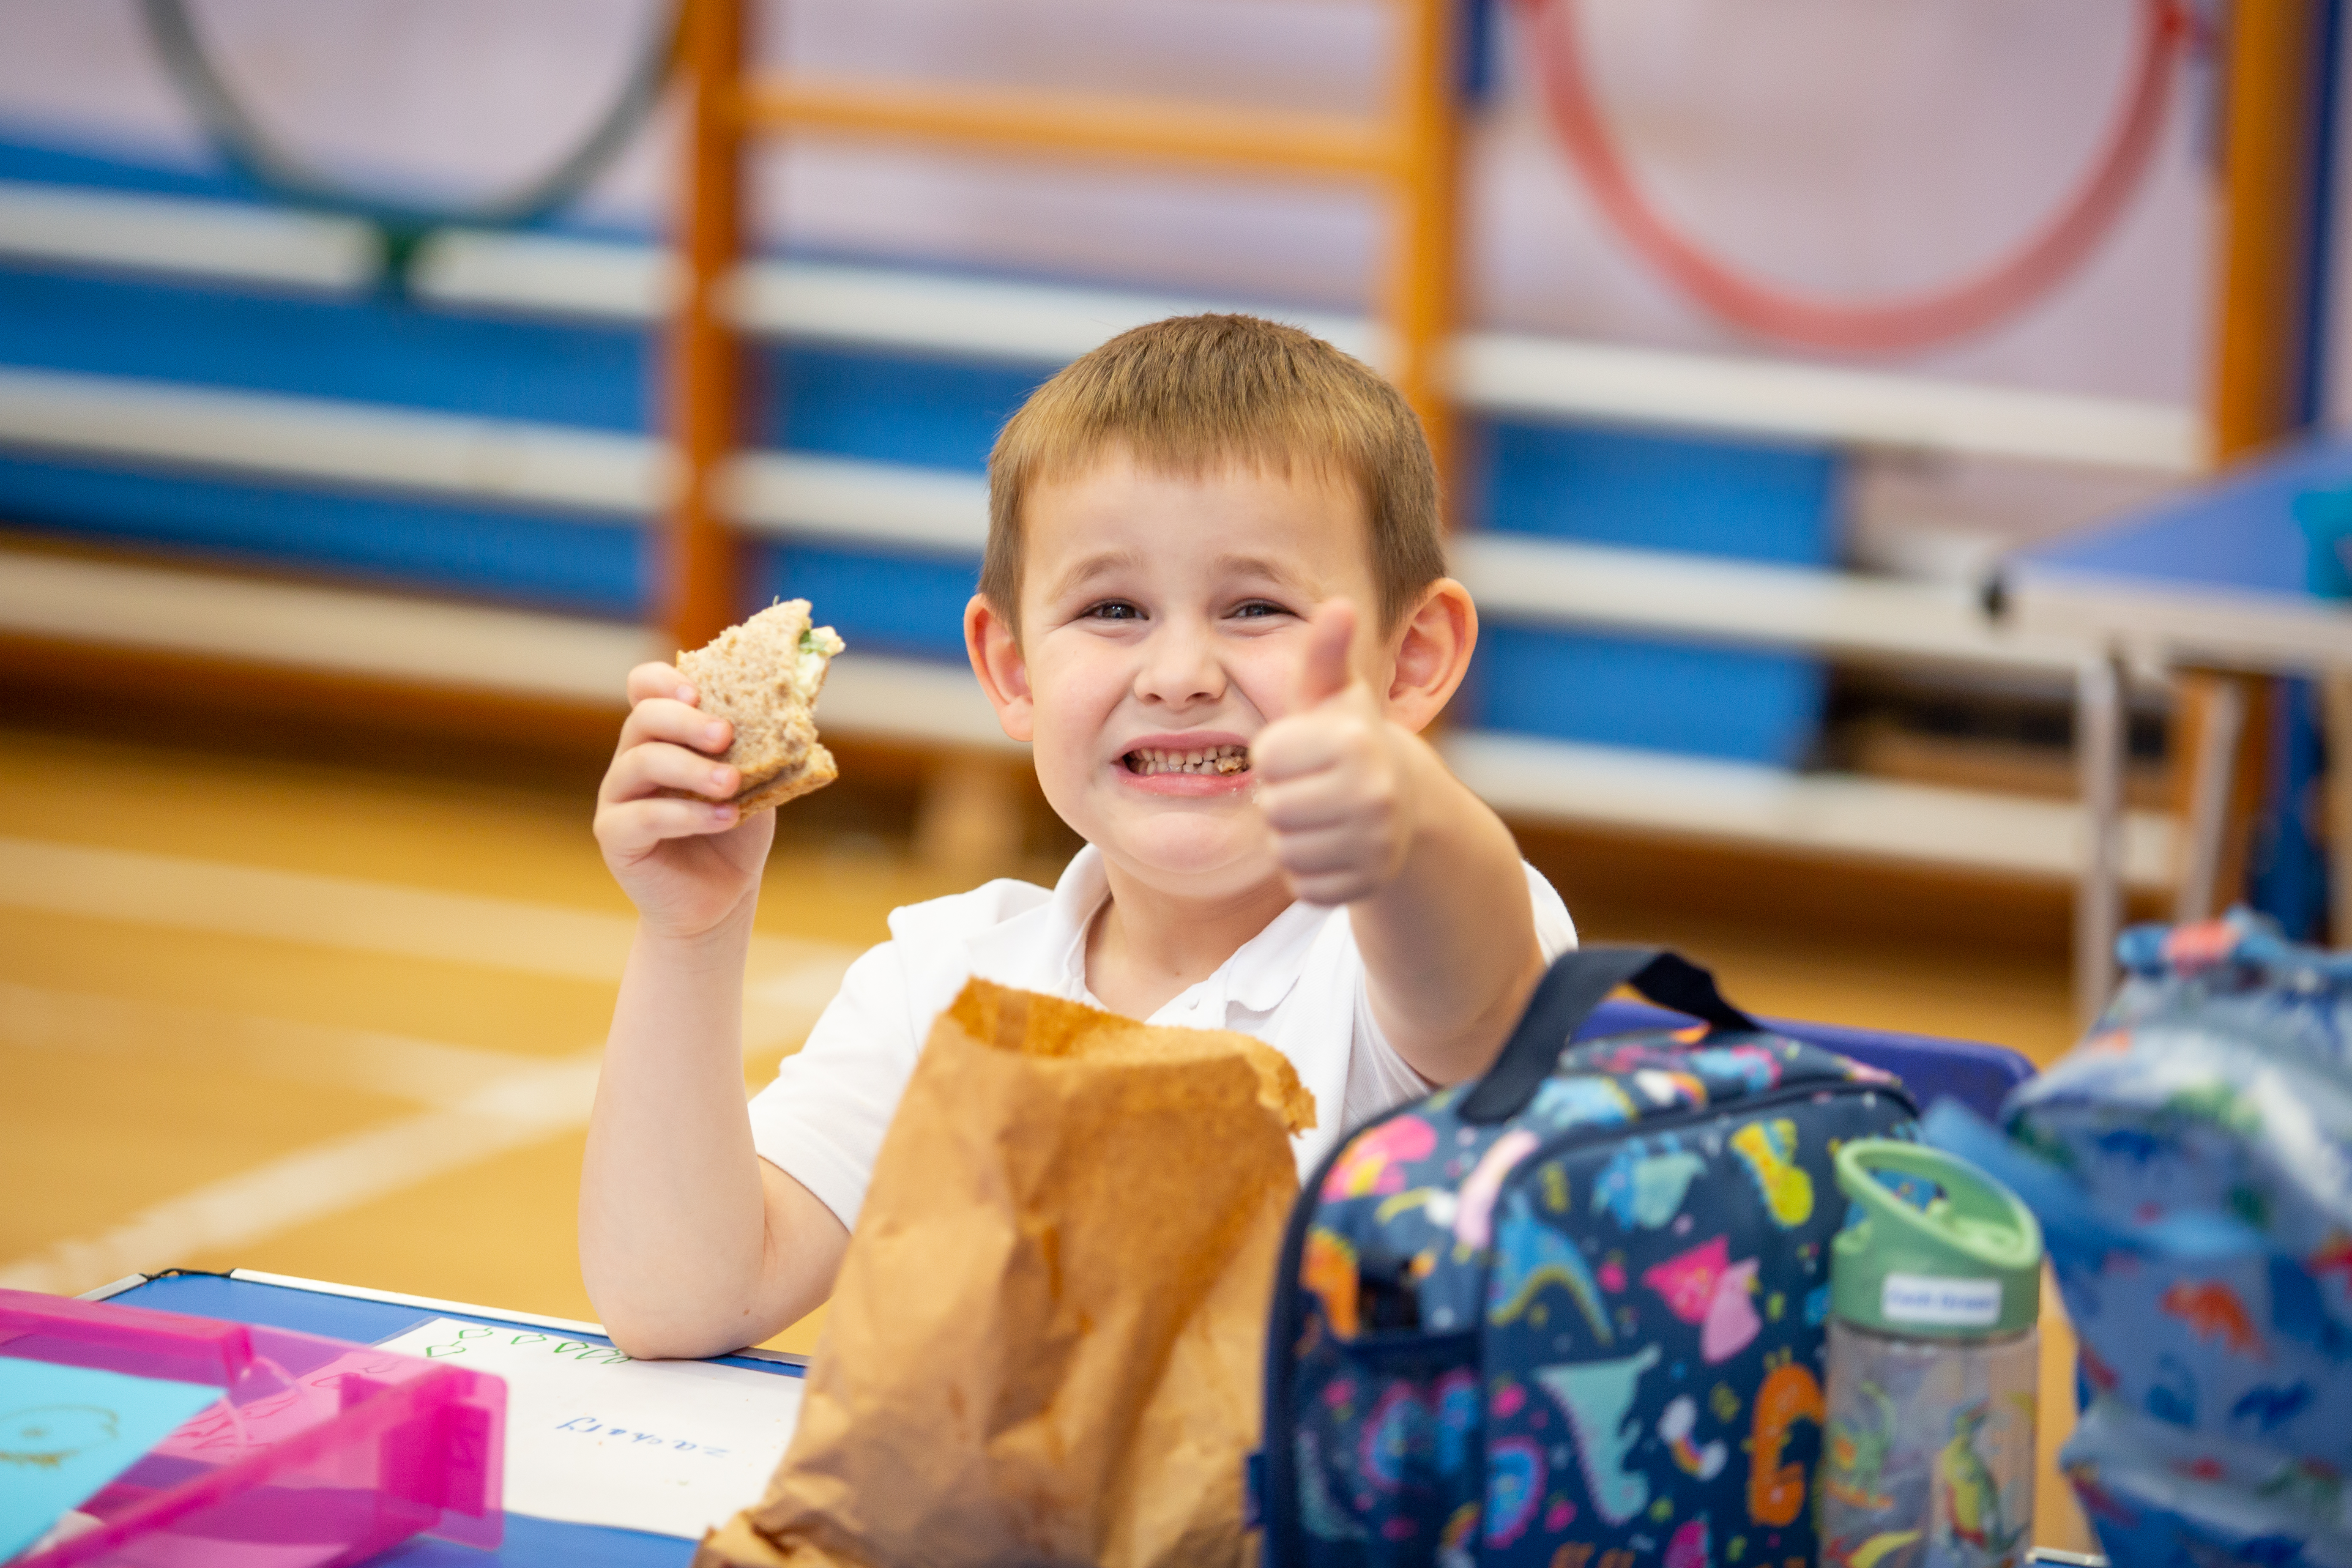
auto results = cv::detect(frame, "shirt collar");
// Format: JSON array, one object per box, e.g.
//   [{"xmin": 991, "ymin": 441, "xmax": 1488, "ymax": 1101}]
[
  {"xmin": 968, "ymin": 843, "xmax": 1329, "ymax": 1018},
  {"xmin": 1046, "ymin": 844, "xmax": 1110, "ymax": 998},
  {"xmin": 955, "ymin": 844, "xmax": 1105, "ymax": 1000}
]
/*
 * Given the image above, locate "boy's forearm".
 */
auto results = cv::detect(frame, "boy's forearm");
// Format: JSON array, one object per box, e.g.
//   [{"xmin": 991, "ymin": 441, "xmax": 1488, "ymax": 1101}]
[
  {"xmin": 1353, "ymin": 737, "xmax": 1546, "ymax": 1085},
  {"xmin": 581, "ymin": 912, "xmax": 799, "ymax": 1357}
]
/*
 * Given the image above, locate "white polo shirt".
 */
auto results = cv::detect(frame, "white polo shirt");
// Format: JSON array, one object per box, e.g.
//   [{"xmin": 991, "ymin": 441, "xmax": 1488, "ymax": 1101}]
[{"xmin": 747, "ymin": 845, "xmax": 1577, "ymax": 1228}]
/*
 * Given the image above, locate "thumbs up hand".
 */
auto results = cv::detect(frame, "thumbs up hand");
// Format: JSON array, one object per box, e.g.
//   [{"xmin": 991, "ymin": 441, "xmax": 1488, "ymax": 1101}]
[{"xmin": 1249, "ymin": 599, "xmax": 1417, "ymax": 907}]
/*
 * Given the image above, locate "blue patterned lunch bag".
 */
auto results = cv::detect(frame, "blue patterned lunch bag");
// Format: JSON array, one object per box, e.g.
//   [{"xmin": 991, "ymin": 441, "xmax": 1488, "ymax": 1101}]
[{"xmin": 1258, "ymin": 947, "xmax": 1919, "ymax": 1568}]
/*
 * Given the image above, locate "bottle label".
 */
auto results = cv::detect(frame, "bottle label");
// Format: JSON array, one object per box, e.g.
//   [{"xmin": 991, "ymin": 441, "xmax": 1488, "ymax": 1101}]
[{"xmin": 1881, "ymin": 1272, "xmax": 2001, "ymax": 1327}]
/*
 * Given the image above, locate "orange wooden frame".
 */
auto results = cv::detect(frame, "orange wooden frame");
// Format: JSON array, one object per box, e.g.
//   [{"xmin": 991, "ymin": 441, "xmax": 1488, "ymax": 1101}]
[
  {"xmin": 2210, "ymin": 0, "xmax": 2327, "ymax": 462},
  {"xmin": 662, "ymin": 0, "xmax": 1462, "ymax": 653}
]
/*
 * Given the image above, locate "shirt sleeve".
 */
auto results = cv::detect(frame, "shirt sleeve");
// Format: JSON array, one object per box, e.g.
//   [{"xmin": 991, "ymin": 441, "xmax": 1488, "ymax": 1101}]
[
  {"xmin": 1341, "ymin": 861, "xmax": 1579, "ymax": 1127},
  {"xmin": 1529, "ymin": 862, "xmax": 1578, "ymax": 960},
  {"xmin": 744, "ymin": 938, "xmax": 922, "ymax": 1230}
]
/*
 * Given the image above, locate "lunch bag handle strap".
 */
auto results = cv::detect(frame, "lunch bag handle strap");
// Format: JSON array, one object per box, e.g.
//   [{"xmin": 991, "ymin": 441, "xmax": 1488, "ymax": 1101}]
[{"xmin": 1458, "ymin": 946, "xmax": 1759, "ymax": 1125}]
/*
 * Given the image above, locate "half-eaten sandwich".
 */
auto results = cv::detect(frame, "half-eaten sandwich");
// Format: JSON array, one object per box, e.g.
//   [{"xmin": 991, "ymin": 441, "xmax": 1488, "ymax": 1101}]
[{"xmin": 677, "ymin": 599, "xmax": 846, "ymax": 814}]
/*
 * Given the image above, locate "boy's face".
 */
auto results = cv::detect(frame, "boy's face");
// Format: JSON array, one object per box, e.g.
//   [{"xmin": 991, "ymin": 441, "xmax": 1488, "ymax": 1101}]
[{"xmin": 976, "ymin": 451, "xmax": 1389, "ymax": 902}]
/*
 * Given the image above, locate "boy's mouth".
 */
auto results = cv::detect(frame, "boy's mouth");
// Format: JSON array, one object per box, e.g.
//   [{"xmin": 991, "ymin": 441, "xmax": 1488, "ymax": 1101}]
[{"xmin": 1122, "ymin": 744, "xmax": 1251, "ymax": 777}]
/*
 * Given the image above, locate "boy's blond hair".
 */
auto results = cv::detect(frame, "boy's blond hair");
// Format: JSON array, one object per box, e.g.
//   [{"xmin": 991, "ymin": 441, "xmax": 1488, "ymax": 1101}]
[{"xmin": 982, "ymin": 313, "xmax": 1444, "ymax": 633}]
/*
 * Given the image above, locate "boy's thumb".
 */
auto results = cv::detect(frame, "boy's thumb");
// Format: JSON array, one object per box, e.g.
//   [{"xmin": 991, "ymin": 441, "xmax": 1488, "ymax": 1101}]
[{"xmin": 1295, "ymin": 599, "xmax": 1357, "ymax": 709}]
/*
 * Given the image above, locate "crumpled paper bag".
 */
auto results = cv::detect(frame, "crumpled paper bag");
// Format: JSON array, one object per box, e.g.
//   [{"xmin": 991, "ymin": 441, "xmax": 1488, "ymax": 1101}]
[{"xmin": 696, "ymin": 978, "xmax": 1315, "ymax": 1568}]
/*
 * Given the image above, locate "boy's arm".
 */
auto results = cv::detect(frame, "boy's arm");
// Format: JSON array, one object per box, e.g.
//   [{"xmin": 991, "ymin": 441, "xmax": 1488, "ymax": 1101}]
[
  {"xmin": 1253, "ymin": 599, "xmax": 1547, "ymax": 1085},
  {"xmin": 580, "ymin": 916, "xmax": 848, "ymax": 1360},
  {"xmin": 580, "ymin": 660, "xmax": 847, "ymax": 1360},
  {"xmin": 1348, "ymin": 744, "xmax": 1545, "ymax": 1084}
]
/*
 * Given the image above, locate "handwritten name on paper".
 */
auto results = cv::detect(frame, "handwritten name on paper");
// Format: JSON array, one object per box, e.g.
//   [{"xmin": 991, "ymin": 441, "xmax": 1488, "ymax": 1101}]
[
  {"xmin": 375, "ymin": 1316, "xmax": 805, "ymax": 1540},
  {"xmin": 553, "ymin": 1414, "xmax": 730, "ymax": 1456}
]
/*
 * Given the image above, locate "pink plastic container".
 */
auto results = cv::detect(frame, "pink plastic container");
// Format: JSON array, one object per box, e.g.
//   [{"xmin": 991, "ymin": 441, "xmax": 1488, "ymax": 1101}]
[{"xmin": 1, "ymin": 1289, "xmax": 504, "ymax": 1567}]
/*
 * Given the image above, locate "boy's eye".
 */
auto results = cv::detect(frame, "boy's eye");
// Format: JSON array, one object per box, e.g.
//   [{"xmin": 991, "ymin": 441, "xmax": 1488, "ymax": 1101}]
[
  {"xmin": 1231, "ymin": 600, "xmax": 1289, "ymax": 620},
  {"xmin": 1083, "ymin": 600, "xmax": 1143, "ymax": 621}
]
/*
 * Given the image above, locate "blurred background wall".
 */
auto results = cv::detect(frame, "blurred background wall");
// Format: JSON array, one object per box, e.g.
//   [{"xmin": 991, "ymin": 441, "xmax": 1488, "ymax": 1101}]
[{"xmin": 0, "ymin": 0, "xmax": 2218, "ymax": 568}]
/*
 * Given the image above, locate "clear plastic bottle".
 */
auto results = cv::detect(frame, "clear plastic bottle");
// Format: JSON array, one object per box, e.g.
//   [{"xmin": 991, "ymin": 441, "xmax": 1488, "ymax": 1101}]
[{"xmin": 1821, "ymin": 1141, "xmax": 2044, "ymax": 1568}]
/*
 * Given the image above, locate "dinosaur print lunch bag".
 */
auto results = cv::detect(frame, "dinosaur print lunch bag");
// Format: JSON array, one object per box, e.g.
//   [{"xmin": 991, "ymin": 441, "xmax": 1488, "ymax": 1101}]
[
  {"xmin": 1985, "ymin": 913, "xmax": 2352, "ymax": 1567},
  {"xmin": 1258, "ymin": 947, "xmax": 1918, "ymax": 1568}
]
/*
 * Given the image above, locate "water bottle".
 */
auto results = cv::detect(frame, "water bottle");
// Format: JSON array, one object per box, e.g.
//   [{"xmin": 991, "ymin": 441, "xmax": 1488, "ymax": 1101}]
[{"xmin": 1821, "ymin": 1140, "xmax": 2044, "ymax": 1568}]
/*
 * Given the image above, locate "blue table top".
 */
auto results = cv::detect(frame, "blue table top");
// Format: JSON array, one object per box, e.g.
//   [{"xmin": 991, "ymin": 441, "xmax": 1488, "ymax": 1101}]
[
  {"xmin": 102, "ymin": 1272, "xmax": 804, "ymax": 1568},
  {"xmin": 2008, "ymin": 432, "xmax": 2352, "ymax": 598}
]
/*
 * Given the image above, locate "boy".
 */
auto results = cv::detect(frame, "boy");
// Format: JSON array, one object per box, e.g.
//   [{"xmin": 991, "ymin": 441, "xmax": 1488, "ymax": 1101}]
[{"xmin": 582, "ymin": 314, "xmax": 1576, "ymax": 1360}]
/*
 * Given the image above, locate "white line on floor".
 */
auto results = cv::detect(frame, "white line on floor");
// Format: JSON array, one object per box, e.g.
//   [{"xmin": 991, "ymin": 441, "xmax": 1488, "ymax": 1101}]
[
  {"xmin": 0, "ymin": 980, "xmax": 536, "ymax": 1106},
  {"xmin": 0, "ymin": 1056, "xmax": 603, "ymax": 1296},
  {"xmin": 0, "ymin": 836, "xmax": 848, "ymax": 983},
  {"xmin": 0, "ymin": 949, "xmax": 857, "ymax": 1297}
]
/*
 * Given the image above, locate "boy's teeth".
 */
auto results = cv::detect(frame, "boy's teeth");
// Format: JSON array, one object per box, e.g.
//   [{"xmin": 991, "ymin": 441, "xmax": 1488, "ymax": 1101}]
[{"xmin": 1125, "ymin": 744, "xmax": 1250, "ymax": 776}]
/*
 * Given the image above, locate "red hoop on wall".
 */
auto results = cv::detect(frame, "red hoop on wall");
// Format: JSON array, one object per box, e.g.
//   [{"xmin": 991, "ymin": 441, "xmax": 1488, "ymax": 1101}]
[{"xmin": 1514, "ymin": 0, "xmax": 2190, "ymax": 353}]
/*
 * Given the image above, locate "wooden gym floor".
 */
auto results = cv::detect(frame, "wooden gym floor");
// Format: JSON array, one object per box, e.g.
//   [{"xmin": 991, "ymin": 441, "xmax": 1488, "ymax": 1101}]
[{"xmin": 0, "ymin": 706, "xmax": 2094, "ymax": 1550}]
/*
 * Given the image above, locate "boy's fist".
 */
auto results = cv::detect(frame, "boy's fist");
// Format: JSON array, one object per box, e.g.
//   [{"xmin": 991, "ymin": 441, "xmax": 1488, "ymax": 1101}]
[
  {"xmin": 1250, "ymin": 599, "xmax": 1417, "ymax": 907},
  {"xmin": 593, "ymin": 660, "xmax": 776, "ymax": 941}
]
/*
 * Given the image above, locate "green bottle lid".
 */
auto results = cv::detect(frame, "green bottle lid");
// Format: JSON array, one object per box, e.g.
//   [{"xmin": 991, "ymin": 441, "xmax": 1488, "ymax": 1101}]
[{"xmin": 1831, "ymin": 1139, "xmax": 2042, "ymax": 1339}]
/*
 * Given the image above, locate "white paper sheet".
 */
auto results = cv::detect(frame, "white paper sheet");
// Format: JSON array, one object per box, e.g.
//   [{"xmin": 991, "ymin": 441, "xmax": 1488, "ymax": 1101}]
[{"xmin": 374, "ymin": 1317, "xmax": 803, "ymax": 1541}]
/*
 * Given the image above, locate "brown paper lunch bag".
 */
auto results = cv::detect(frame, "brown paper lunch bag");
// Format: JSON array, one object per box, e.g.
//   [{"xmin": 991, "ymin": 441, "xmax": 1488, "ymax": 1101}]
[{"xmin": 696, "ymin": 978, "xmax": 1315, "ymax": 1568}]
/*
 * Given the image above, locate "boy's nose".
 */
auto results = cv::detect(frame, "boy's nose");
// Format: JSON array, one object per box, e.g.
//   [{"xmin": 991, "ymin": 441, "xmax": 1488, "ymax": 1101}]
[{"xmin": 1133, "ymin": 623, "xmax": 1225, "ymax": 708}]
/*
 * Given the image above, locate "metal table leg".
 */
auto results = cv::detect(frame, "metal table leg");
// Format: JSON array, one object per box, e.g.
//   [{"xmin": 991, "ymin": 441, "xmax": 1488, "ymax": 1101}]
[
  {"xmin": 2076, "ymin": 651, "xmax": 2126, "ymax": 1029},
  {"xmin": 2172, "ymin": 673, "xmax": 2249, "ymax": 922}
]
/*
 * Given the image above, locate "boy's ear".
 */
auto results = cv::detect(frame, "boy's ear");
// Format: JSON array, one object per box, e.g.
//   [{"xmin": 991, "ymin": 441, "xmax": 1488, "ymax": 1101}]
[
  {"xmin": 965, "ymin": 593, "xmax": 1036, "ymax": 742},
  {"xmin": 1383, "ymin": 577, "xmax": 1477, "ymax": 732}
]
